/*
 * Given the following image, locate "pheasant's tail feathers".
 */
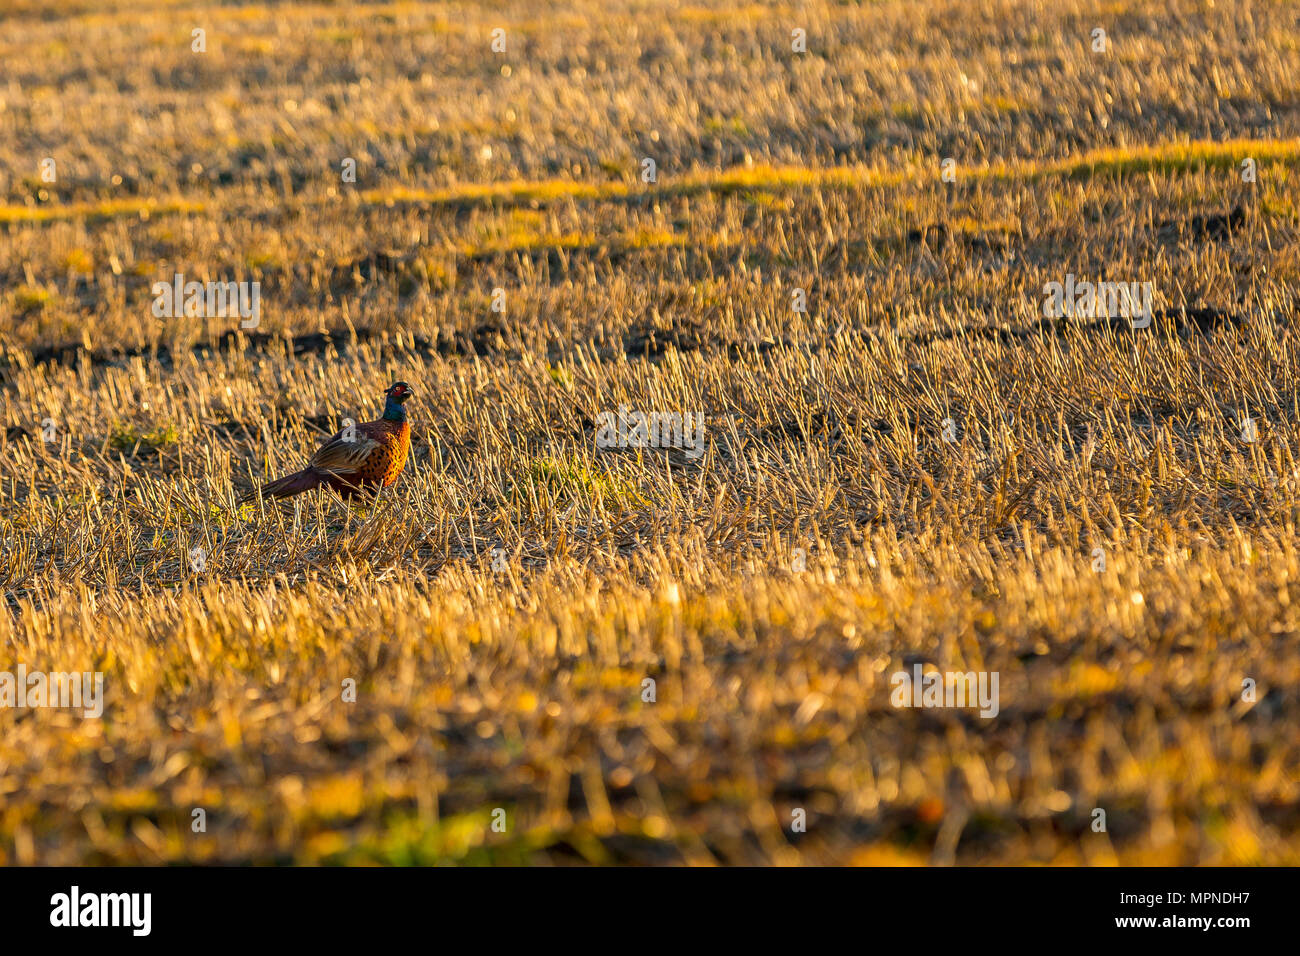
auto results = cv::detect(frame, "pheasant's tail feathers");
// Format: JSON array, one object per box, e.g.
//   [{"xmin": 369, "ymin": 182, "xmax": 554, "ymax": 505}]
[{"xmin": 242, "ymin": 468, "xmax": 320, "ymax": 502}]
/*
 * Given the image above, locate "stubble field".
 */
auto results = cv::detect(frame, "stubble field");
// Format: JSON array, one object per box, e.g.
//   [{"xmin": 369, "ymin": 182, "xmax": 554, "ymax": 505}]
[{"xmin": 1, "ymin": 0, "xmax": 1299, "ymax": 864}]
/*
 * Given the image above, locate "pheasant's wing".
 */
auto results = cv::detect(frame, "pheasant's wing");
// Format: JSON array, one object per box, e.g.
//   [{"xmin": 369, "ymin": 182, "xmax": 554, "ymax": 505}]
[{"xmin": 308, "ymin": 430, "xmax": 381, "ymax": 476}]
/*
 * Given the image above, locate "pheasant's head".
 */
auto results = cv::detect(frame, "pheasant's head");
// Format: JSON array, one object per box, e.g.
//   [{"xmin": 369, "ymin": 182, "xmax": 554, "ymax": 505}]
[{"xmin": 382, "ymin": 381, "xmax": 414, "ymax": 421}]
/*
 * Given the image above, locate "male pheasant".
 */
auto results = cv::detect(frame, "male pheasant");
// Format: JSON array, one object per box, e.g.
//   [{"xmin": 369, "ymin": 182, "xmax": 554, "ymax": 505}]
[{"xmin": 243, "ymin": 382, "xmax": 413, "ymax": 501}]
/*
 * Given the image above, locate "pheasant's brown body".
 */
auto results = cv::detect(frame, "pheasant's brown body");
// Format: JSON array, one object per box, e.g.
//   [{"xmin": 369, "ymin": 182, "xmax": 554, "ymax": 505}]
[
  {"xmin": 319, "ymin": 418, "xmax": 410, "ymax": 496},
  {"xmin": 244, "ymin": 382, "xmax": 414, "ymax": 502}
]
